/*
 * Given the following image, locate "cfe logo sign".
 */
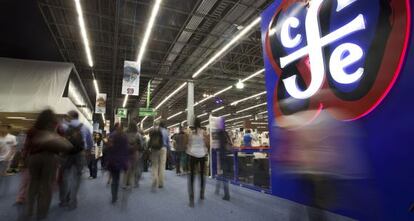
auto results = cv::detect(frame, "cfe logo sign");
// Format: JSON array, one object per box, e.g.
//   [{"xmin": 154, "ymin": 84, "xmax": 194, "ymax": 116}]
[{"xmin": 263, "ymin": 0, "xmax": 411, "ymax": 122}]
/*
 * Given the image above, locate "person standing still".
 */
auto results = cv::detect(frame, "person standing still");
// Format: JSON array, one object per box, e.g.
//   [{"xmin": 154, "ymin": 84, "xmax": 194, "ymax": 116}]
[
  {"xmin": 149, "ymin": 121, "xmax": 170, "ymax": 191},
  {"xmin": 186, "ymin": 118, "xmax": 209, "ymax": 207}
]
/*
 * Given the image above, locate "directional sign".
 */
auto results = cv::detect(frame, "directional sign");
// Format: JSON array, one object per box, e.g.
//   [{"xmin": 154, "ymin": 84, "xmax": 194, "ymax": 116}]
[
  {"xmin": 139, "ymin": 108, "xmax": 157, "ymax": 117},
  {"xmin": 116, "ymin": 108, "xmax": 128, "ymax": 118}
]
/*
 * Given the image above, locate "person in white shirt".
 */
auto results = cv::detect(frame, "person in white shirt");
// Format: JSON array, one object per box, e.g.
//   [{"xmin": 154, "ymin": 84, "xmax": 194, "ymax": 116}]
[
  {"xmin": 0, "ymin": 125, "xmax": 17, "ymax": 176},
  {"xmin": 186, "ymin": 118, "xmax": 210, "ymax": 207}
]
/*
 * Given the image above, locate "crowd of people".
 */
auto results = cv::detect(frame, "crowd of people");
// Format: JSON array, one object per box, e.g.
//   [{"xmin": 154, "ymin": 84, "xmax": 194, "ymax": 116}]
[{"xmin": 0, "ymin": 109, "xmax": 234, "ymax": 220}]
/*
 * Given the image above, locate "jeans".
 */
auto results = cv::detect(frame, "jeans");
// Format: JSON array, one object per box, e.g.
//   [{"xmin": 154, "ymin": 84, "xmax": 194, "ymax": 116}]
[
  {"xmin": 27, "ymin": 153, "xmax": 57, "ymax": 218},
  {"xmin": 151, "ymin": 147, "xmax": 167, "ymax": 188},
  {"xmin": 88, "ymin": 157, "xmax": 98, "ymax": 178},
  {"xmin": 188, "ymin": 155, "xmax": 206, "ymax": 201},
  {"xmin": 175, "ymin": 151, "xmax": 186, "ymax": 174},
  {"xmin": 59, "ymin": 152, "xmax": 84, "ymax": 208}
]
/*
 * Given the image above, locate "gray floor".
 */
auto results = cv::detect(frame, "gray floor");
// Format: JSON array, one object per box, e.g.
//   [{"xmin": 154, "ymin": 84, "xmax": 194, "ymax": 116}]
[{"xmin": 0, "ymin": 169, "xmax": 353, "ymax": 221}]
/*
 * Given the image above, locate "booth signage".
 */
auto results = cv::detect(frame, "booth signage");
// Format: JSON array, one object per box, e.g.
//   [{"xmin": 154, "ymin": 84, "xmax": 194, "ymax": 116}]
[
  {"xmin": 116, "ymin": 108, "xmax": 128, "ymax": 118},
  {"xmin": 122, "ymin": 61, "xmax": 140, "ymax": 96},
  {"xmin": 139, "ymin": 108, "xmax": 156, "ymax": 117},
  {"xmin": 263, "ymin": 0, "xmax": 411, "ymax": 122},
  {"xmin": 95, "ymin": 93, "xmax": 107, "ymax": 114}
]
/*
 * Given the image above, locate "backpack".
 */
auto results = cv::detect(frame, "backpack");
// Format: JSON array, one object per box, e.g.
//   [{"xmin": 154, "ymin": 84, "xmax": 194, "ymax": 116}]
[
  {"xmin": 65, "ymin": 124, "xmax": 85, "ymax": 154},
  {"xmin": 149, "ymin": 127, "xmax": 163, "ymax": 151}
]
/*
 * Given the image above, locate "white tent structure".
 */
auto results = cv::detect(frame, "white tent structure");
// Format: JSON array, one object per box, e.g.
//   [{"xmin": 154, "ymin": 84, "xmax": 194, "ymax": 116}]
[{"xmin": 0, "ymin": 57, "xmax": 94, "ymax": 130}]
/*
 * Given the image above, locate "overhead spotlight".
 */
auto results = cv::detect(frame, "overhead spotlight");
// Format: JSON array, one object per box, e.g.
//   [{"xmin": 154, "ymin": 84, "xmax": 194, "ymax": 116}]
[{"xmin": 236, "ymin": 80, "xmax": 245, "ymax": 89}]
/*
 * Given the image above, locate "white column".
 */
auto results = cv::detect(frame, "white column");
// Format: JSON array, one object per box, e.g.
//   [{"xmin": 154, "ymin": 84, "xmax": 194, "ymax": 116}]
[{"xmin": 187, "ymin": 81, "xmax": 195, "ymax": 127}]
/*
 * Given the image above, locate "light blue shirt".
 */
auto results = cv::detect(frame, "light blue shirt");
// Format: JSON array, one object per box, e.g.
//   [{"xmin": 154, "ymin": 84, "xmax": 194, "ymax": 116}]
[
  {"xmin": 63, "ymin": 119, "xmax": 94, "ymax": 150},
  {"xmin": 160, "ymin": 127, "xmax": 170, "ymax": 150}
]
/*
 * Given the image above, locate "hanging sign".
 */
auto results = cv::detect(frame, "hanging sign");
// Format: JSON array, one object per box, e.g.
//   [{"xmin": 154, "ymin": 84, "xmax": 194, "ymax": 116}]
[
  {"xmin": 95, "ymin": 93, "xmax": 107, "ymax": 114},
  {"xmin": 139, "ymin": 108, "xmax": 157, "ymax": 117},
  {"xmin": 122, "ymin": 61, "xmax": 140, "ymax": 96},
  {"xmin": 262, "ymin": 0, "xmax": 411, "ymax": 123},
  {"xmin": 116, "ymin": 108, "xmax": 128, "ymax": 118}
]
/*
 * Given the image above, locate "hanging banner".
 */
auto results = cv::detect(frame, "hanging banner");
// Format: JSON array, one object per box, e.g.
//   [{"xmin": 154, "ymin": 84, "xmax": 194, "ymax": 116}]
[
  {"xmin": 95, "ymin": 93, "xmax": 107, "ymax": 114},
  {"xmin": 122, "ymin": 61, "xmax": 140, "ymax": 96}
]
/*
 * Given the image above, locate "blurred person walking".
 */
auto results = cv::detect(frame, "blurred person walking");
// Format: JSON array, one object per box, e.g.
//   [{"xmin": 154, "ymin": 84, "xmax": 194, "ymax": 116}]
[
  {"xmin": 186, "ymin": 118, "xmax": 209, "ymax": 207},
  {"xmin": 7, "ymin": 131, "xmax": 26, "ymax": 173},
  {"xmin": 215, "ymin": 119, "xmax": 232, "ymax": 201},
  {"xmin": 172, "ymin": 126, "xmax": 188, "ymax": 175},
  {"xmin": 0, "ymin": 125, "xmax": 17, "ymax": 176},
  {"xmin": 59, "ymin": 110, "xmax": 93, "ymax": 209},
  {"xmin": 124, "ymin": 123, "xmax": 144, "ymax": 189},
  {"xmin": 25, "ymin": 109, "xmax": 73, "ymax": 219},
  {"xmin": 106, "ymin": 123, "xmax": 129, "ymax": 203},
  {"xmin": 148, "ymin": 121, "xmax": 170, "ymax": 191}
]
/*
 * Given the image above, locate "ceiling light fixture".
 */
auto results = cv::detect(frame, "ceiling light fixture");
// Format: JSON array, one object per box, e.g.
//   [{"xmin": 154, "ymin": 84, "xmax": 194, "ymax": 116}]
[
  {"xmin": 167, "ymin": 111, "xmax": 183, "ymax": 120},
  {"xmin": 236, "ymin": 102, "xmax": 267, "ymax": 114},
  {"xmin": 141, "ymin": 116, "xmax": 148, "ymax": 128},
  {"xmin": 155, "ymin": 82, "xmax": 187, "ymax": 110},
  {"xmin": 257, "ymin": 110, "xmax": 268, "ymax": 115},
  {"xmin": 236, "ymin": 80, "xmax": 245, "ymax": 89},
  {"xmin": 241, "ymin": 69, "xmax": 264, "ymax": 83},
  {"xmin": 136, "ymin": 0, "xmax": 163, "ymax": 66},
  {"xmin": 197, "ymin": 113, "xmax": 208, "ymax": 118},
  {"xmin": 167, "ymin": 123, "xmax": 180, "ymax": 129},
  {"xmin": 74, "ymin": 0, "xmax": 93, "ymax": 67},
  {"xmin": 219, "ymin": 113, "xmax": 231, "ymax": 118},
  {"xmin": 122, "ymin": 95, "xmax": 129, "ymax": 108},
  {"xmin": 192, "ymin": 17, "xmax": 261, "ymax": 78},
  {"xmin": 227, "ymin": 115, "xmax": 252, "ymax": 122},
  {"xmin": 6, "ymin": 117, "xmax": 26, "ymax": 120},
  {"xmin": 212, "ymin": 106, "xmax": 224, "ymax": 113},
  {"xmin": 231, "ymin": 91, "xmax": 267, "ymax": 106},
  {"xmin": 93, "ymin": 79, "xmax": 99, "ymax": 94}
]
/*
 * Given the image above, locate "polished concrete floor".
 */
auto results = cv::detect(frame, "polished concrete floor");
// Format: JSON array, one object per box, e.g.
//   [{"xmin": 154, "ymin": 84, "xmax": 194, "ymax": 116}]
[{"xmin": 0, "ymin": 169, "xmax": 353, "ymax": 221}]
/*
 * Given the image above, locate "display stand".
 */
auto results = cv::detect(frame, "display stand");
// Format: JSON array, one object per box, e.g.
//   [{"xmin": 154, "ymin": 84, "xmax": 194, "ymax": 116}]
[{"xmin": 211, "ymin": 147, "xmax": 271, "ymax": 194}]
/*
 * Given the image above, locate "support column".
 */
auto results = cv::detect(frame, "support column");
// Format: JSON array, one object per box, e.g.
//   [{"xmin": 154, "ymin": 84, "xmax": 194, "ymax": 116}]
[{"xmin": 187, "ymin": 81, "xmax": 195, "ymax": 127}]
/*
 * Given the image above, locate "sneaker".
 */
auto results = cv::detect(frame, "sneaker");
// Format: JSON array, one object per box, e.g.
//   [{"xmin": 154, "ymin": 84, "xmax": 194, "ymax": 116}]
[{"xmin": 222, "ymin": 196, "xmax": 230, "ymax": 201}]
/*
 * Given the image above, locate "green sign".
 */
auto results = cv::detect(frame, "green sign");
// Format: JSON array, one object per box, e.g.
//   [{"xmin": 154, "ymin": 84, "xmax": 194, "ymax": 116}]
[
  {"xmin": 116, "ymin": 108, "xmax": 128, "ymax": 118},
  {"xmin": 139, "ymin": 108, "xmax": 157, "ymax": 117}
]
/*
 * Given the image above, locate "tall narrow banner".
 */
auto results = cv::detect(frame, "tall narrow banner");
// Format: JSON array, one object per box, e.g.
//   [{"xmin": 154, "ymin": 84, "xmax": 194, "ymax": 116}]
[
  {"xmin": 95, "ymin": 93, "xmax": 107, "ymax": 114},
  {"xmin": 122, "ymin": 61, "xmax": 140, "ymax": 96}
]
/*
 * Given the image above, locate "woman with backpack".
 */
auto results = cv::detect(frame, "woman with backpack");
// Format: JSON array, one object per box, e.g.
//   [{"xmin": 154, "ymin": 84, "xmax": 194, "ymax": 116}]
[{"xmin": 186, "ymin": 118, "xmax": 210, "ymax": 207}]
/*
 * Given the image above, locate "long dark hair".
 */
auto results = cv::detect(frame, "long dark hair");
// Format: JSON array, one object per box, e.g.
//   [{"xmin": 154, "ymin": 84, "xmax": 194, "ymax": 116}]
[
  {"xmin": 34, "ymin": 109, "xmax": 57, "ymax": 131},
  {"xmin": 192, "ymin": 118, "xmax": 202, "ymax": 133}
]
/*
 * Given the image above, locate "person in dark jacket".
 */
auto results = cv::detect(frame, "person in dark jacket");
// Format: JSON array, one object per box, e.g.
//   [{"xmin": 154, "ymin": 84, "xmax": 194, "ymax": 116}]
[
  {"xmin": 215, "ymin": 119, "xmax": 231, "ymax": 201},
  {"xmin": 26, "ymin": 109, "xmax": 73, "ymax": 219},
  {"xmin": 172, "ymin": 126, "xmax": 188, "ymax": 175},
  {"xmin": 106, "ymin": 123, "xmax": 129, "ymax": 203}
]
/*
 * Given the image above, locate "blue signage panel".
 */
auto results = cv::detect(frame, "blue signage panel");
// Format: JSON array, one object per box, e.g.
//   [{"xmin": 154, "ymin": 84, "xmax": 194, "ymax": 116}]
[{"xmin": 261, "ymin": 0, "xmax": 413, "ymax": 220}]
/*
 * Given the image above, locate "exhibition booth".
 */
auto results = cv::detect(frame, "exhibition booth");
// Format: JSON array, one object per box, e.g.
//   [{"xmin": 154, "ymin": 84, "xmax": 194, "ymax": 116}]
[
  {"xmin": 0, "ymin": 57, "xmax": 93, "ymax": 131},
  {"xmin": 261, "ymin": 0, "xmax": 413, "ymax": 220}
]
